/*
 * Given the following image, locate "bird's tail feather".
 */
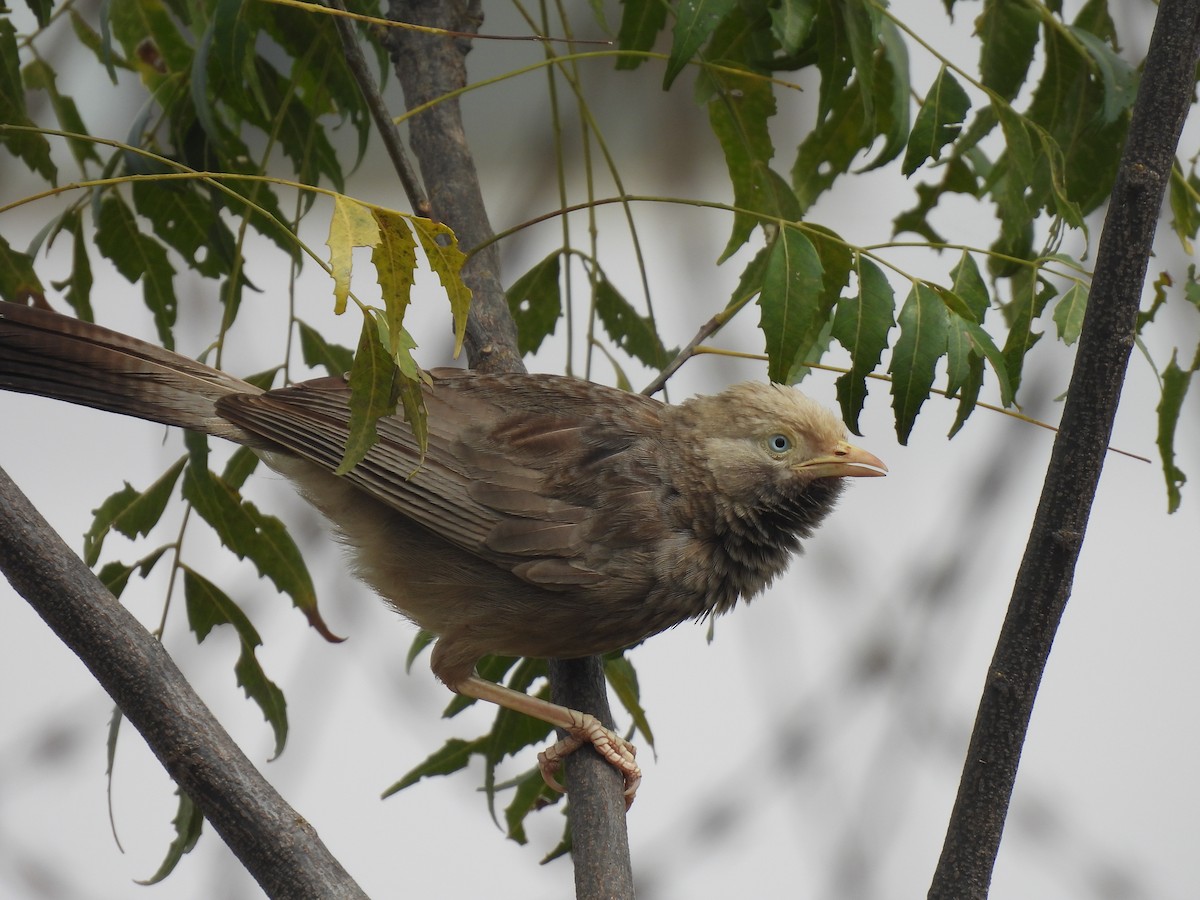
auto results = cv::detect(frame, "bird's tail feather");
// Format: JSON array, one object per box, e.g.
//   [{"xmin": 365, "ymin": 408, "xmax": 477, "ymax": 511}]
[{"xmin": 0, "ymin": 303, "xmax": 260, "ymax": 443}]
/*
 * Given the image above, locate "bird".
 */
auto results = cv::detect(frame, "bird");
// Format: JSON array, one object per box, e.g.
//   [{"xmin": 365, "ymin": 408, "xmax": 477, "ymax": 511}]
[{"xmin": 0, "ymin": 302, "xmax": 886, "ymax": 803}]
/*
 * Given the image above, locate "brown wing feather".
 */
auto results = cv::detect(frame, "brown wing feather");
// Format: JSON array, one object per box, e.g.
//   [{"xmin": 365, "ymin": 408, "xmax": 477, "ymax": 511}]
[{"xmin": 216, "ymin": 369, "xmax": 668, "ymax": 592}]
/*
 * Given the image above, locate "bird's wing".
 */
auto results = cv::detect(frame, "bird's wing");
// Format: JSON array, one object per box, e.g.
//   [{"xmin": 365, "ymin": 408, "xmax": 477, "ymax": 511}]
[{"xmin": 216, "ymin": 369, "xmax": 664, "ymax": 591}]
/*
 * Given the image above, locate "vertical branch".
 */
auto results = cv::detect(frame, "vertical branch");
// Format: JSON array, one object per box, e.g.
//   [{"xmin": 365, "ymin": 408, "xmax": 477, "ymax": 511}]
[
  {"xmin": 928, "ymin": 3, "xmax": 1200, "ymax": 898},
  {"xmin": 381, "ymin": 3, "xmax": 634, "ymax": 895}
]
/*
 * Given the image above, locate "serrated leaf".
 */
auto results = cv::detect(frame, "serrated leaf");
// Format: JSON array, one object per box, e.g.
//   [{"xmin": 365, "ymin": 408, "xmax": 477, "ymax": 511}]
[
  {"xmin": 337, "ymin": 312, "xmax": 400, "ymax": 475},
  {"xmin": 83, "ymin": 458, "xmax": 186, "ymax": 565},
  {"xmin": 889, "ymin": 282, "xmax": 948, "ymax": 443},
  {"xmin": 1069, "ymin": 26, "xmax": 1137, "ymax": 125},
  {"xmin": 0, "ymin": 20, "xmax": 56, "ymax": 182},
  {"xmin": 326, "ymin": 195, "xmax": 380, "ymax": 315},
  {"xmin": 0, "ymin": 233, "xmax": 46, "ymax": 305},
  {"xmin": 1001, "ymin": 269, "xmax": 1057, "ymax": 394},
  {"xmin": 615, "ymin": 0, "xmax": 668, "ymax": 69},
  {"xmin": 770, "ymin": 0, "xmax": 818, "ymax": 53},
  {"xmin": 97, "ymin": 546, "xmax": 170, "ymax": 598},
  {"xmin": 832, "ymin": 255, "xmax": 895, "ymax": 434},
  {"xmin": 605, "ymin": 655, "xmax": 654, "ymax": 750},
  {"xmin": 664, "ymin": 0, "xmax": 737, "ymax": 89},
  {"xmin": 183, "ymin": 567, "xmax": 288, "ymax": 757},
  {"xmin": 700, "ymin": 62, "xmax": 779, "ymax": 258},
  {"xmin": 371, "ymin": 209, "xmax": 419, "ymax": 356},
  {"xmin": 411, "ymin": 217, "xmax": 470, "ymax": 357},
  {"xmin": 1052, "ymin": 282, "xmax": 1088, "ymax": 346},
  {"xmin": 21, "ymin": 58, "xmax": 101, "ymax": 168},
  {"xmin": 506, "ymin": 251, "xmax": 563, "ymax": 356},
  {"xmin": 181, "ymin": 434, "xmax": 338, "ymax": 642},
  {"xmin": 297, "ymin": 319, "xmax": 354, "ymax": 377},
  {"xmin": 903, "ymin": 66, "xmax": 971, "ymax": 176},
  {"xmin": 137, "ymin": 789, "xmax": 202, "ymax": 885},
  {"xmin": 1169, "ymin": 164, "xmax": 1200, "ymax": 254},
  {"xmin": 504, "ymin": 770, "xmax": 559, "ymax": 844},
  {"xmin": 977, "ymin": 0, "xmax": 1040, "ymax": 102},
  {"xmin": 1157, "ymin": 349, "xmax": 1195, "ymax": 513},
  {"xmin": 758, "ymin": 227, "xmax": 825, "ymax": 383},
  {"xmin": 94, "ymin": 195, "xmax": 177, "ymax": 348},
  {"xmin": 382, "ymin": 738, "xmax": 485, "ymax": 797},
  {"xmin": 132, "ymin": 179, "xmax": 235, "ymax": 279},
  {"xmin": 595, "ymin": 275, "xmax": 673, "ymax": 370},
  {"xmin": 48, "ymin": 210, "xmax": 94, "ymax": 319}
]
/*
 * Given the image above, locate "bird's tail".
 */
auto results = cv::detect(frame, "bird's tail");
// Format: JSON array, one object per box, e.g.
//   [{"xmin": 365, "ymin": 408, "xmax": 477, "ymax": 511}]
[{"xmin": 0, "ymin": 303, "xmax": 261, "ymax": 443}]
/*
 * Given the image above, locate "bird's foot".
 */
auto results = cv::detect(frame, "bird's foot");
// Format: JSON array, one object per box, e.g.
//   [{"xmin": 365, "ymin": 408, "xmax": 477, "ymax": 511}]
[{"xmin": 537, "ymin": 712, "xmax": 640, "ymax": 808}]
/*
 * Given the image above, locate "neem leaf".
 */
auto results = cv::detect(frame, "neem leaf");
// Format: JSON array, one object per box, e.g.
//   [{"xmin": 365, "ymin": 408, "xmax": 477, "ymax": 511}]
[
  {"xmin": 183, "ymin": 566, "xmax": 288, "ymax": 758},
  {"xmin": 326, "ymin": 194, "xmax": 379, "ymax": 315},
  {"xmin": 1052, "ymin": 281, "xmax": 1089, "ymax": 346},
  {"xmin": 664, "ymin": 0, "xmax": 737, "ymax": 89},
  {"xmin": 832, "ymin": 255, "xmax": 895, "ymax": 434},
  {"xmin": 758, "ymin": 226, "xmax": 824, "ymax": 383},
  {"xmin": 903, "ymin": 65, "xmax": 971, "ymax": 176},
  {"xmin": 889, "ymin": 282, "xmax": 948, "ymax": 444},
  {"xmin": 337, "ymin": 312, "xmax": 400, "ymax": 475},
  {"xmin": 506, "ymin": 251, "xmax": 563, "ymax": 356},
  {"xmin": 83, "ymin": 457, "xmax": 186, "ymax": 565},
  {"xmin": 411, "ymin": 217, "xmax": 471, "ymax": 357},
  {"xmin": 1157, "ymin": 349, "xmax": 1196, "ymax": 513},
  {"xmin": 137, "ymin": 789, "xmax": 202, "ymax": 885}
]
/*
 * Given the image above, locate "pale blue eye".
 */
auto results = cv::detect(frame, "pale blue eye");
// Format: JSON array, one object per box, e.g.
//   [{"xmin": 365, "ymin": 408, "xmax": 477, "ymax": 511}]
[{"xmin": 767, "ymin": 434, "xmax": 791, "ymax": 453}]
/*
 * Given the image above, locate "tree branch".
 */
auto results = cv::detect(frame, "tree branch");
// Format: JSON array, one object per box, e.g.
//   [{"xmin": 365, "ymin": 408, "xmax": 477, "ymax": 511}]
[
  {"xmin": 928, "ymin": 3, "xmax": 1200, "ymax": 898},
  {"xmin": 382, "ymin": 3, "xmax": 633, "ymax": 895},
  {"xmin": 0, "ymin": 465, "xmax": 369, "ymax": 900}
]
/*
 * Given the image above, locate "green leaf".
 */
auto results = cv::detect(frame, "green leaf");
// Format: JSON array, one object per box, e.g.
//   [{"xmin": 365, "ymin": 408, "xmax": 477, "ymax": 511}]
[
  {"xmin": 1157, "ymin": 349, "xmax": 1196, "ymax": 513},
  {"xmin": 297, "ymin": 319, "xmax": 355, "ymax": 377},
  {"xmin": 615, "ymin": 0, "xmax": 668, "ymax": 70},
  {"xmin": 137, "ymin": 789, "xmax": 202, "ymax": 885},
  {"xmin": 47, "ymin": 210, "xmax": 94, "ymax": 319},
  {"xmin": 1069, "ymin": 26, "xmax": 1137, "ymax": 125},
  {"xmin": 1168, "ymin": 163, "xmax": 1200, "ymax": 254},
  {"xmin": 605, "ymin": 655, "xmax": 654, "ymax": 750},
  {"xmin": 770, "ymin": 0, "xmax": 818, "ymax": 54},
  {"xmin": 757, "ymin": 226, "xmax": 825, "ymax": 383},
  {"xmin": 83, "ymin": 458, "xmax": 186, "ymax": 566},
  {"xmin": 888, "ymin": 282, "xmax": 948, "ymax": 444},
  {"xmin": 506, "ymin": 251, "xmax": 563, "ymax": 356},
  {"xmin": 1052, "ymin": 282, "xmax": 1089, "ymax": 346},
  {"xmin": 977, "ymin": 0, "xmax": 1040, "ymax": 101},
  {"xmin": 0, "ymin": 233, "xmax": 46, "ymax": 305},
  {"xmin": 790, "ymin": 225, "xmax": 853, "ymax": 381},
  {"xmin": 382, "ymin": 738, "xmax": 485, "ymax": 797},
  {"xmin": 902, "ymin": 66, "xmax": 971, "ymax": 176},
  {"xmin": 337, "ymin": 312, "xmax": 401, "ymax": 475},
  {"xmin": 503, "ymin": 770, "xmax": 560, "ymax": 845},
  {"xmin": 181, "ymin": 435, "xmax": 337, "ymax": 642},
  {"xmin": 23, "ymin": 0, "xmax": 53, "ymax": 27},
  {"xmin": 97, "ymin": 547, "xmax": 170, "ymax": 599},
  {"xmin": 183, "ymin": 567, "xmax": 288, "ymax": 757},
  {"xmin": 664, "ymin": 0, "xmax": 737, "ymax": 89},
  {"xmin": 1001, "ymin": 269, "xmax": 1057, "ymax": 395},
  {"xmin": 132, "ymin": 179, "xmax": 236, "ymax": 279},
  {"xmin": 0, "ymin": 20, "xmax": 56, "ymax": 182},
  {"xmin": 108, "ymin": 0, "xmax": 194, "ymax": 82},
  {"xmin": 595, "ymin": 274, "xmax": 673, "ymax": 369},
  {"xmin": 832, "ymin": 255, "xmax": 894, "ymax": 434},
  {"xmin": 700, "ymin": 62, "xmax": 779, "ymax": 258},
  {"xmin": 21, "ymin": 58, "xmax": 102, "ymax": 168},
  {"xmin": 94, "ymin": 194, "xmax": 178, "ymax": 348}
]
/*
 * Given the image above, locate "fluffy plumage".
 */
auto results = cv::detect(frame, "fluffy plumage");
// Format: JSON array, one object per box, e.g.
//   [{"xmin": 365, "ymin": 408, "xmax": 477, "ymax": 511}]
[{"xmin": 0, "ymin": 303, "xmax": 886, "ymax": 800}]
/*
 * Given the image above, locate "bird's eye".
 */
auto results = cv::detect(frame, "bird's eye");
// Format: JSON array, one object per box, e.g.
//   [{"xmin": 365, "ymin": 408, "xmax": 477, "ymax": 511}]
[{"xmin": 767, "ymin": 433, "xmax": 792, "ymax": 454}]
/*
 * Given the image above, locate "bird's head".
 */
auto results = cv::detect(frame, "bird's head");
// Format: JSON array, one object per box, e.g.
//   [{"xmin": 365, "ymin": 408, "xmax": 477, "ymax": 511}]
[{"xmin": 679, "ymin": 382, "xmax": 886, "ymax": 518}]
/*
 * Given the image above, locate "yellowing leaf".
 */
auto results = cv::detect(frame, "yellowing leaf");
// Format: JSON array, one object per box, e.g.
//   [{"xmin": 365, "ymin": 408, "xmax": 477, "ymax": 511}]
[
  {"xmin": 411, "ymin": 217, "xmax": 470, "ymax": 356},
  {"xmin": 326, "ymin": 195, "xmax": 380, "ymax": 315},
  {"xmin": 371, "ymin": 209, "xmax": 418, "ymax": 356}
]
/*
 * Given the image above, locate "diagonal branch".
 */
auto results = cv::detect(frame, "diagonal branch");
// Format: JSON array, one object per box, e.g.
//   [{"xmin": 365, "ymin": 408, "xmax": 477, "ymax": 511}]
[
  {"xmin": 0, "ymin": 465, "xmax": 369, "ymax": 900},
  {"xmin": 928, "ymin": 3, "xmax": 1200, "ymax": 898}
]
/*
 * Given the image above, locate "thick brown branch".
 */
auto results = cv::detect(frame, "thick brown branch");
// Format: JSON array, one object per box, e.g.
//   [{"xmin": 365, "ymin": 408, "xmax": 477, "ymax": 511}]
[
  {"xmin": 928, "ymin": 3, "xmax": 1200, "ymax": 898},
  {"xmin": 0, "ymin": 466, "xmax": 368, "ymax": 900}
]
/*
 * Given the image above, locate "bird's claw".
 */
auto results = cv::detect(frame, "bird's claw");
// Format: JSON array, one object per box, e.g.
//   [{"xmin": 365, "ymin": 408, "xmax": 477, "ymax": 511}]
[{"xmin": 537, "ymin": 716, "xmax": 641, "ymax": 809}]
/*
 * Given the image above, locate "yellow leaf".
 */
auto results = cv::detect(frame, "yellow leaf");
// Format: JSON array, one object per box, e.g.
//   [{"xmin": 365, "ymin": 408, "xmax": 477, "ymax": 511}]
[
  {"xmin": 326, "ymin": 196, "xmax": 380, "ymax": 315},
  {"xmin": 371, "ymin": 209, "xmax": 418, "ymax": 356},
  {"xmin": 411, "ymin": 217, "xmax": 471, "ymax": 356}
]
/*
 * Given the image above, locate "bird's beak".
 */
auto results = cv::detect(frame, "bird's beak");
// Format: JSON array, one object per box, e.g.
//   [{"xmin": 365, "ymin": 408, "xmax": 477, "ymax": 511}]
[{"xmin": 796, "ymin": 440, "xmax": 888, "ymax": 479}]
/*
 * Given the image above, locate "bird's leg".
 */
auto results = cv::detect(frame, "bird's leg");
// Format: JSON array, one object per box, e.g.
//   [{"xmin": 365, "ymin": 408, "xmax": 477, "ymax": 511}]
[{"xmin": 454, "ymin": 674, "xmax": 641, "ymax": 806}]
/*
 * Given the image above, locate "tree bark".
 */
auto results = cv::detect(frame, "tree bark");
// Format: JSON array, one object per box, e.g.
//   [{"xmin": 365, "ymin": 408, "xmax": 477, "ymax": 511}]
[
  {"xmin": 0, "ymin": 466, "xmax": 368, "ymax": 899},
  {"xmin": 928, "ymin": 2, "xmax": 1200, "ymax": 897},
  {"xmin": 383, "ymin": 3, "xmax": 635, "ymax": 896}
]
